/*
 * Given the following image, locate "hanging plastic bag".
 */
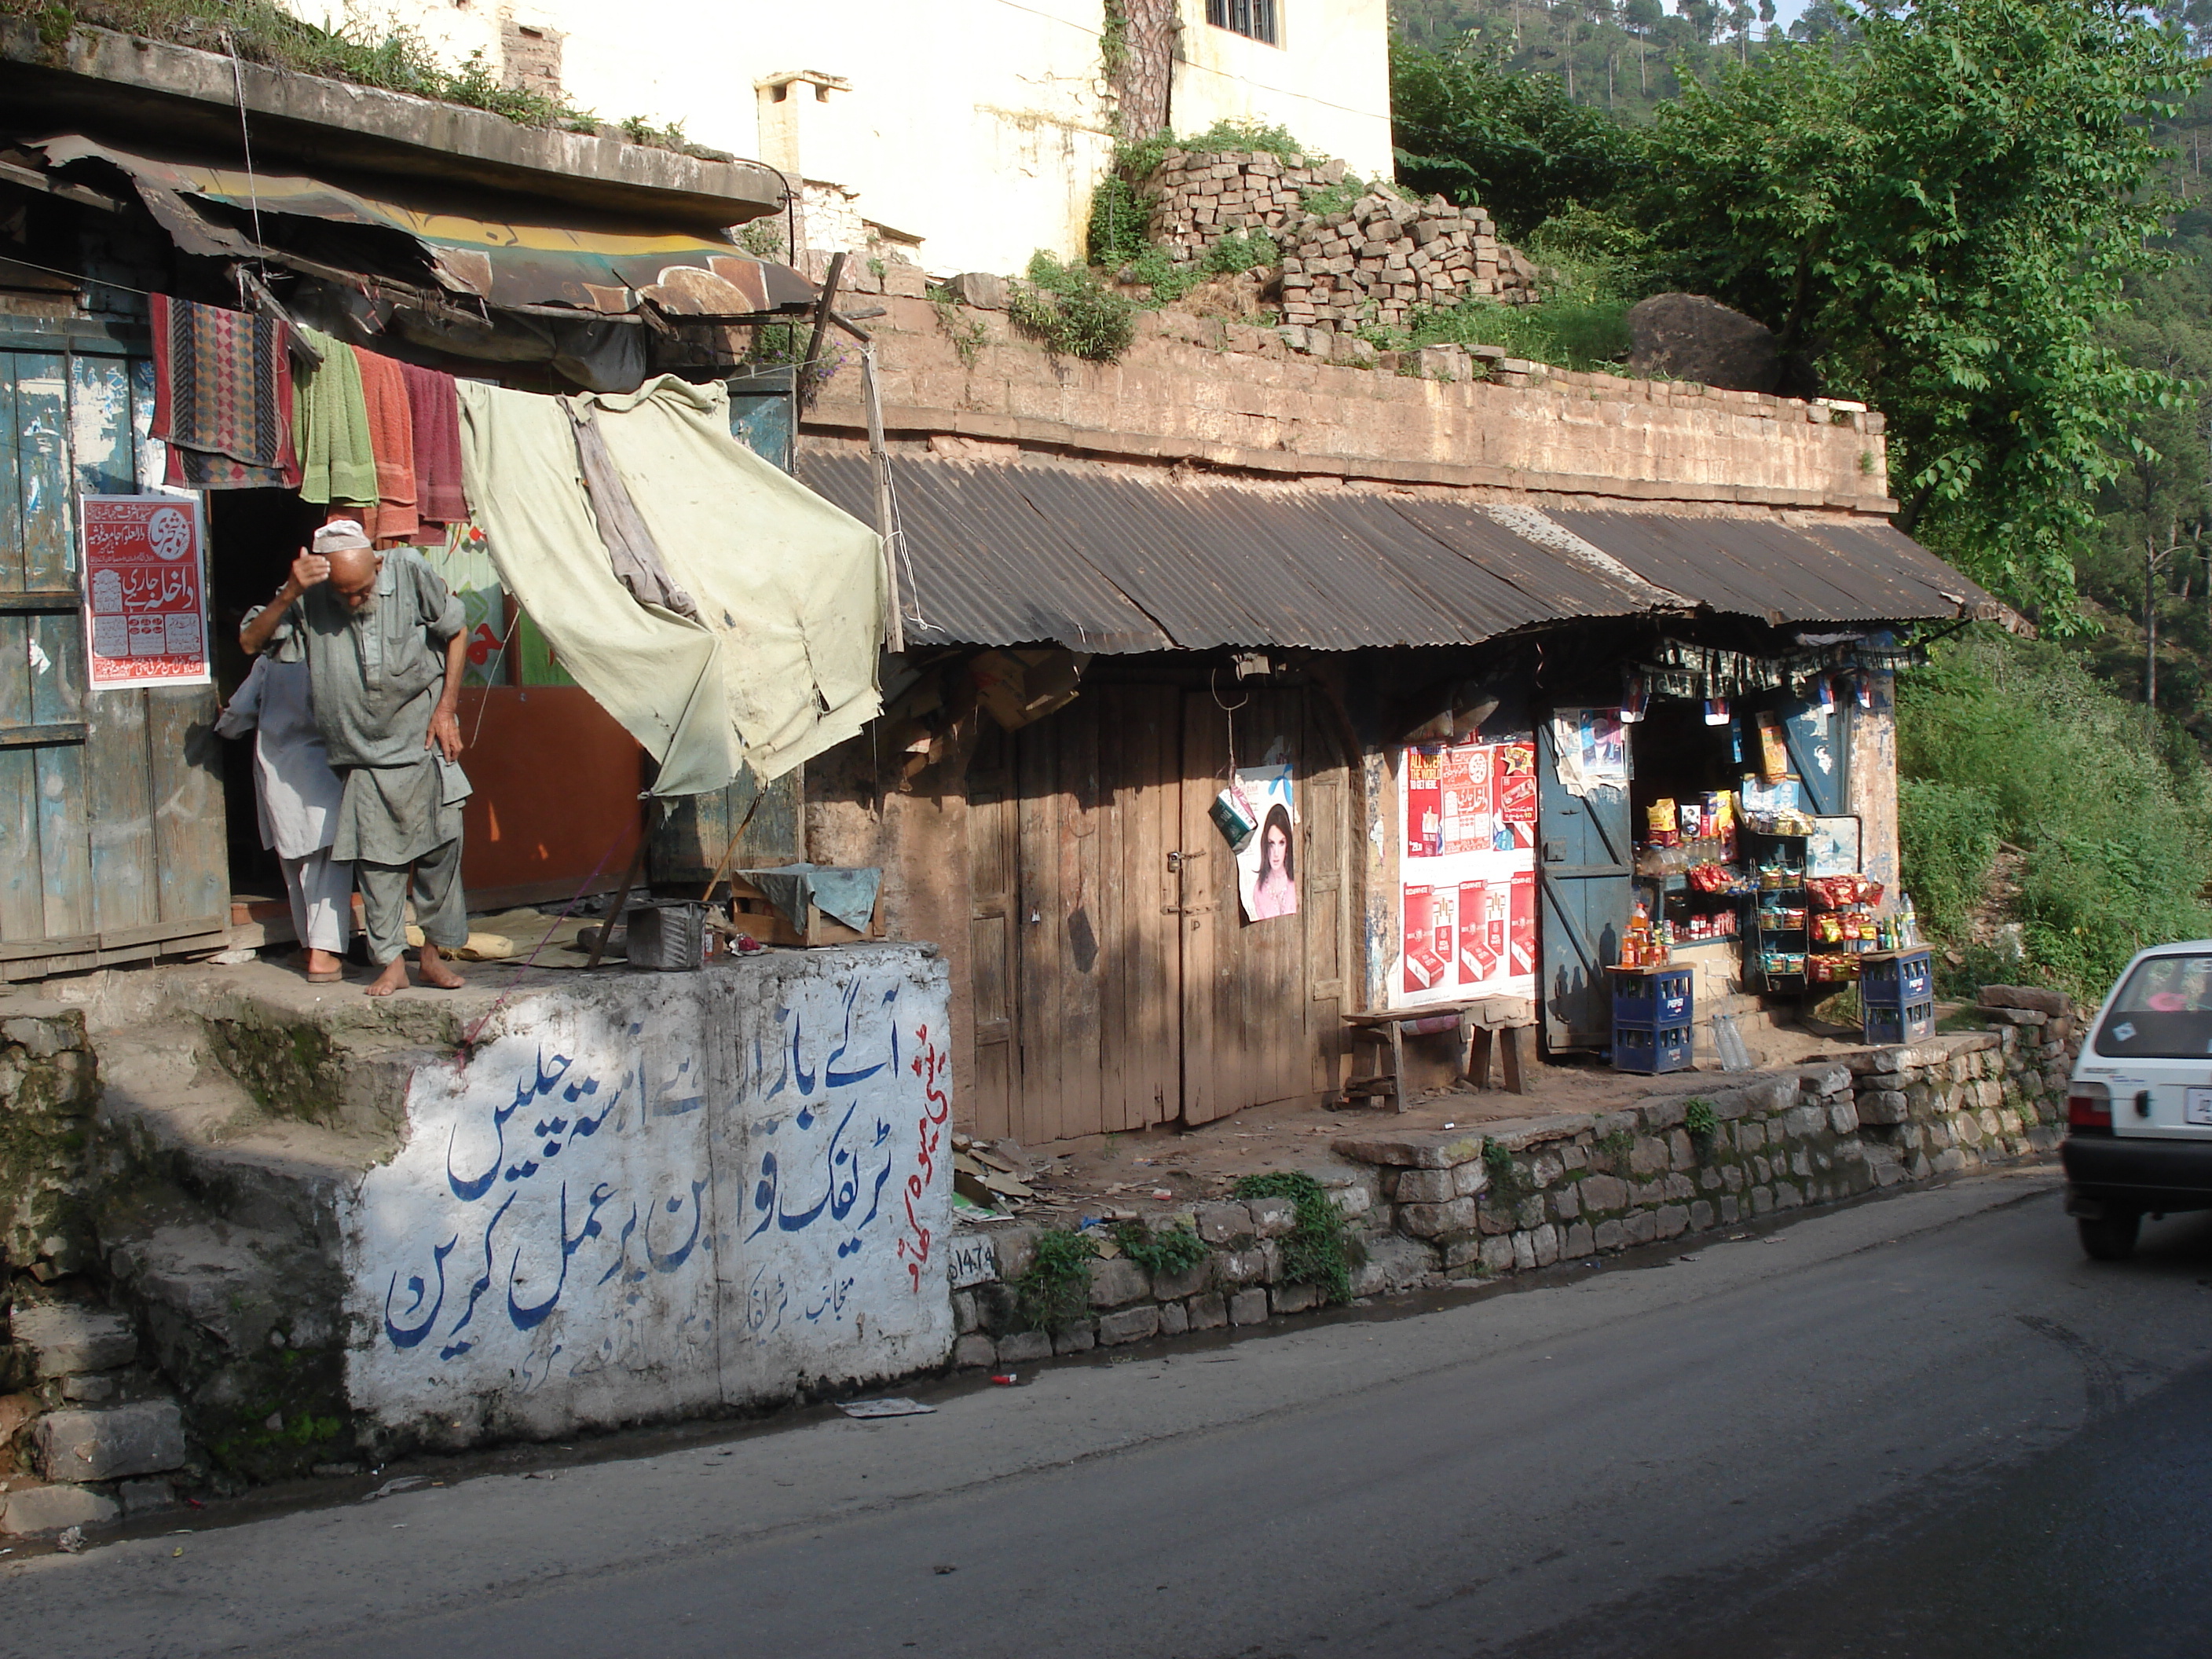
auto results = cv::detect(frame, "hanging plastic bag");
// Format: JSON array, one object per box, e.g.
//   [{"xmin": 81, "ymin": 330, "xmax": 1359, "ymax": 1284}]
[{"xmin": 1210, "ymin": 778, "xmax": 1260, "ymax": 851}]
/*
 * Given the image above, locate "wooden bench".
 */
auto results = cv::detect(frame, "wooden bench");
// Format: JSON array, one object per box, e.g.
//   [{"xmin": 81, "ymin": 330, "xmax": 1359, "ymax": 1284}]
[{"xmin": 1340, "ymin": 996, "xmax": 1536, "ymax": 1111}]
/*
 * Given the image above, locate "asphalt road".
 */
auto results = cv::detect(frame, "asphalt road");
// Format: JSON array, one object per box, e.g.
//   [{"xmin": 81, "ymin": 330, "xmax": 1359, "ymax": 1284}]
[{"xmin": 7, "ymin": 1166, "xmax": 2211, "ymax": 1659}]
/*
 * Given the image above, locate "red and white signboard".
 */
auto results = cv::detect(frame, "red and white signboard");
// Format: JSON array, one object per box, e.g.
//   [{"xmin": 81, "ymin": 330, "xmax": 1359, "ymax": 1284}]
[
  {"xmin": 81, "ymin": 494, "xmax": 210, "ymax": 690},
  {"xmin": 1393, "ymin": 735, "xmax": 1538, "ymax": 1008}
]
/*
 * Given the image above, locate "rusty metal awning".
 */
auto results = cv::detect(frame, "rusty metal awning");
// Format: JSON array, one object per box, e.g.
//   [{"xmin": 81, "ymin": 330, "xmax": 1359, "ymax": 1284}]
[
  {"xmin": 802, "ymin": 456, "xmax": 2004, "ymax": 653},
  {"xmin": 25, "ymin": 135, "xmax": 813, "ymax": 319}
]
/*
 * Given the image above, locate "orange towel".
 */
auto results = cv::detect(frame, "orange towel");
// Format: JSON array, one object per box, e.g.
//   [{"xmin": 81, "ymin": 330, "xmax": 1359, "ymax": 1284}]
[{"xmin": 350, "ymin": 344, "xmax": 419, "ymax": 543}]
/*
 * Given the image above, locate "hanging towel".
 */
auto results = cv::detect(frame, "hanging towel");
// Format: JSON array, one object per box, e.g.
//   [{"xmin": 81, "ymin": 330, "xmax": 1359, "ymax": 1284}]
[
  {"xmin": 150, "ymin": 293, "xmax": 300, "ymax": 489},
  {"xmin": 351, "ymin": 345, "xmax": 419, "ymax": 543},
  {"xmin": 566, "ymin": 401, "xmax": 696, "ymax": 617},
  {"xmin": 293, "ymin": 327, "xmax": 378, "ymax": 507},
  {"xmin": 401, "ymin": 362, "xmax": 467, "ymax": 530}
]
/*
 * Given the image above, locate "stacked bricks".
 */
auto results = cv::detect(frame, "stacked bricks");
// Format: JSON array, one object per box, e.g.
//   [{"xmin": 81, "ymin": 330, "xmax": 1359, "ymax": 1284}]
[
  {"xmin": 1139, "ymin": 149, "xmax": 1540, "ymax": 330},
  {"xmin": 943, "ymin": 992, "xmax": 2081, "ymax": 1366}
]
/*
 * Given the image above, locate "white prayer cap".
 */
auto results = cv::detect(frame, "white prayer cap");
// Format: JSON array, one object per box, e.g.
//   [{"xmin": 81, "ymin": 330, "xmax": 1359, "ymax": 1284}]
[{"xmin": 313, "ymin": 519, "xmax": 372, "ymax": 554}]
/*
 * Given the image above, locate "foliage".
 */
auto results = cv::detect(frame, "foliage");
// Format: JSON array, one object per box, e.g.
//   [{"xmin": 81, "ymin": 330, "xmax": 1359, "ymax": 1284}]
[
  {"xmin": 928, "ymin": 284, "xmax": 991, "ymax": 368},
  {"xmin": 1391, "ymin": 40, "xmax": 1645, "ymax": 237},
  {"xmin": 1683, "ymin": 1098, "xmax": 1719, "ymax": 1140},
  {"xmin": 1014, "ymin": 1229, "xmax": 1099, "ymax": 1333},
  {"xmin": 736, "ymin": 218, "xmax": 789, "ymax": 262},
  {"xmin": 1232, "ymin": 1172, "xmax": 1361, "ymax": 1303},
  {"xmin": 1632, "ymin": 0, "xmax": 2205, "ymax": 615},
  {"xmin": 1897, "ymin": 778, "xmax": 2001, "ymax": 942},
  {"xmin": 1009, "ymin": 252, "xmax": 1138, "ymax": 362},
  {"xmin": 1897, "ymin": 630, "xmax": 2212, "ymax": 999},
  {"xmin": 1481, "ymin": 1140, "xmax": 1533, "ymax": 1203},
  {"xmin": 1111, "ymin": 1219, "xmax": 1209, "ymax": 1277}
]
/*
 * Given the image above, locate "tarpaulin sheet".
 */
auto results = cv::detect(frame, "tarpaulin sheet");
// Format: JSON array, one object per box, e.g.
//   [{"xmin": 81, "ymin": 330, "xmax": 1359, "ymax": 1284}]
[
  {"xmin": 456, "ymin": 376, "xmax": 882, "ymax": 791},
  {"xmin": 31, "ymin": 136, "xmax": 813, "ymax": 317}
]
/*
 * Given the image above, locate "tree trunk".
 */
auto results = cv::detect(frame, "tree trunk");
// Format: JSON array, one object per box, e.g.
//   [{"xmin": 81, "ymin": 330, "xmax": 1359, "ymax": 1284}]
[
  {"xmin": 1111, "ymin": 0, "xmax": 1177, "ymax": 141},
  {"xmin": 2147, "ymin": 536, "xmax": 2159, "ymax": 716}
]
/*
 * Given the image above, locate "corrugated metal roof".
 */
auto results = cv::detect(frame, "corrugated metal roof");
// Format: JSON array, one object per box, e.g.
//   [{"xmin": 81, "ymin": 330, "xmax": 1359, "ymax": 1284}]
[
  {"xmin": 1547, "ymin": 509, "xmax": 1999, "ymax": 627},
  {"xmin": 800, "ymin": 454, "xmax": 2000, "ymax": 652}
]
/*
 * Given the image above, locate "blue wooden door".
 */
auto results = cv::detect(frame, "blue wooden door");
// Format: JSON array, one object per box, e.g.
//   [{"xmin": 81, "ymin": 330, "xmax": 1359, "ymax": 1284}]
[
  {"xmin": 1776, "ymin": 693, "xmax": 1848, "ymax": 817},
  {"xmin": 0, "ymin": 320, "xmax": 227, "ymax": 980},
  {"xmin": 1537, "ymin": 709, "xmax": 1633, "ymax": 1050}
]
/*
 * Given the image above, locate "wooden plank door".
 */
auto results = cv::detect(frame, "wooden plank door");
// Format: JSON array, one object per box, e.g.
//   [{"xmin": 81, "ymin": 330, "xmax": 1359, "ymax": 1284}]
[
  {"xmin": 1095, "ymin": 685, "xmax": 1180, "ymax": 1132},
  {"xmin": 1301, "ymin": 696, "xmax": 1350, "ymax": 1096},
  {"xmin": 966, "ymin": 720, "xmax": 1019, "ymax": 1142},
  {"xmin": 1013, "ymin": 694, "xmax": 1106, "ymax": 1146},
  {"xmin": 1536, "ymin": 708, "xmax": 1633, "ymax": 1049},
  {"xmin": 1180, "ymin": 687, "xmax": 1318, "ymax": 1123}
]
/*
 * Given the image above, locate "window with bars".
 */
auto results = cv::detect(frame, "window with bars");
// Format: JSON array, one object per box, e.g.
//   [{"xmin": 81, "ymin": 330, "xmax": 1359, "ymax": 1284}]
[{"xmin": 1206, "ymin": 0, "xmax": 1279, "ymax": 44}]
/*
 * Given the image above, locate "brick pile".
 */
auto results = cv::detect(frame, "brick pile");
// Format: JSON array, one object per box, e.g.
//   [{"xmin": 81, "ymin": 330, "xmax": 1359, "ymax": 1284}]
[{"xmin": 1139, "ymin": 148, "xmax": 1541, "ymax": 329}]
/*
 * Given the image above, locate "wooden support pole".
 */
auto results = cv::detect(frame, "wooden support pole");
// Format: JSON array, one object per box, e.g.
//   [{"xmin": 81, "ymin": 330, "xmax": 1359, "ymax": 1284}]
[
  {"xmin": 797, "ymin": 250, "xmax": 847, "ymax": 409},
  {"xmin": 861, "ymin": 342, "xmax": 906, "ymax": 654}
]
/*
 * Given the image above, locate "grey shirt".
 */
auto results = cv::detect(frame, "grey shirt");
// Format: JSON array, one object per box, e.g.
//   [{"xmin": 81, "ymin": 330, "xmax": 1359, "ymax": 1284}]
[{"xmin": 247, "ymin": 550, "xmax": 466, "ymax": 769}]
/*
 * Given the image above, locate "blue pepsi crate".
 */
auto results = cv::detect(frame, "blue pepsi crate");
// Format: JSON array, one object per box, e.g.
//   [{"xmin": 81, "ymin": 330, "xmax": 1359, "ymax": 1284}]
[
  {"xmin": 1860, "ymin": 948, "xmax": 1934, "ymax": 1008},
  {"xmin": 1613, "ymin": 1020, "xmax": 1694, "ymax": 1075},
  {"xmin": 1862, "ymin": 998, "xmax": 1936, "ymax": 1046},
  {"xmin": 1613, "ymin": 966, "xmax": 1694, "ymax": 1027}
]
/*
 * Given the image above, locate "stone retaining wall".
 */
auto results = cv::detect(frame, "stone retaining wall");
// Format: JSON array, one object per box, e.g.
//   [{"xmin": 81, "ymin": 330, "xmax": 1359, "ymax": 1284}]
[
  {"xmin": 944, "ymin": 990, "xmax": 2076, "ymax": 1366},
  {"xmin": 0, "ymin": 1005, "xmax": 99, "ymax": 1281},
  {"xmin": 1137, "ymin": 149, "xmax": 1540, "ymax": 328}
]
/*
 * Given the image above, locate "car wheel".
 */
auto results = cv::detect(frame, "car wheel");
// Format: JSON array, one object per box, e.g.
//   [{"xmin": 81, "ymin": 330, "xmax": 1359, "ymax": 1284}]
[{"xmin": 2078, "ymin": 1210, "xmax": 2141, "ymax": 1262}]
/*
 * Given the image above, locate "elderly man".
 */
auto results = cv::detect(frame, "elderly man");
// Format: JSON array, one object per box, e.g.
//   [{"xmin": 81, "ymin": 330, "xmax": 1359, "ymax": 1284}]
[{"xmin": 240, "ymin": 520, "xmax": 471, "ymax": 996}]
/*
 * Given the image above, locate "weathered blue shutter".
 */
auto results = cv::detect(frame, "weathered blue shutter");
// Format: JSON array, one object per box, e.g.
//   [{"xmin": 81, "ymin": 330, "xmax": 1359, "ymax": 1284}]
[
  {"xmin": 1777, "ymin": 693, "xmax": 1849, "ymax": 818},
  {"xmin": 1537, "ymin": 709, "xmax": 1634, "ymax": 1050},
  {"xmin": 0, "ymin": 323, "xmax": 227, "ymax": 978}
]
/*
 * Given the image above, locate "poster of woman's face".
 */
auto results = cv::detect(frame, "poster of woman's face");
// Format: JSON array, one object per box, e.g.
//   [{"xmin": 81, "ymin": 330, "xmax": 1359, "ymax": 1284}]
[{"xmin": 1236, "ymin": 765, "xmax": 1298, "ymax": 921}]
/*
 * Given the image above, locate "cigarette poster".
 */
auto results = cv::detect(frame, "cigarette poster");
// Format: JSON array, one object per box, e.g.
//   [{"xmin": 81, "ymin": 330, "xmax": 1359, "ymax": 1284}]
[
  {"xmin": 81, "ymin": 494, "xmax": 210, "ymax": 690},
  {"xmin": 1394, "ymin": 736, "xmax": 1537, "ymax": 1008}
]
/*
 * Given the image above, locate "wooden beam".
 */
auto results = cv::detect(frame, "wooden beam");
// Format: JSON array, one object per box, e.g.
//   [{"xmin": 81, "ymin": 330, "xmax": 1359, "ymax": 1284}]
[
  {"xmin": 796, "ymin": 251, "xmax": 847, "ymax": 410},
  {"xmin": 0, "ymin": 722, "xmax": 88, "ymax": 749}
]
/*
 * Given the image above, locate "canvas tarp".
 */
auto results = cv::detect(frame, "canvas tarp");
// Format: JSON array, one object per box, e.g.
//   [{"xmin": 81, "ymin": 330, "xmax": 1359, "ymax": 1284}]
[{"xmin": 455, "ymin": 376, "xmax": 882, "ymax": 793}]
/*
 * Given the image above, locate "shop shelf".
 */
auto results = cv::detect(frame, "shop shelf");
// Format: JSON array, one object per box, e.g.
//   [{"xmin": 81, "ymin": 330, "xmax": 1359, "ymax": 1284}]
[
  {"xmin": 1613, "ymin": 1020, "xmax": 1693, "ymax": 1075},
  {"xmin": 1859, "ymin": 948, "xmax": 1934, "ymax": 1008},
  {"xmin": 1613, "ymin": 966, "xmax": 1693, "ymax": 1025},
  {"xmin": 1862, "ymin": 998, "xmax": 1936, "ymax": 1045}
]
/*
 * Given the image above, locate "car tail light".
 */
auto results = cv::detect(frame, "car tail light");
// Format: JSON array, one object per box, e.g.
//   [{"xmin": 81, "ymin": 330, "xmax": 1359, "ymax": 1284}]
[{"xmin": 2068, "ymin": 1080, "xmax": 2112, "ymax": 1130}]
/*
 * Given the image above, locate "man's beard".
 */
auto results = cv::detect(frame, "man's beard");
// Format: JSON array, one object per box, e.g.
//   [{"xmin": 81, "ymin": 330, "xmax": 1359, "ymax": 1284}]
[{"xmin": 349, "ymin": 594, "xmax": 379, "ymax": 619}]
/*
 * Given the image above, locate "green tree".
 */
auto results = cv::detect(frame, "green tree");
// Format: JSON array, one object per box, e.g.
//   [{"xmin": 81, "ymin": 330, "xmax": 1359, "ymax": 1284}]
[
  {"xmin": 1392, "ymin": 40, "xmax": 1643, "ymax": 234},
  {"xmin": 1635, "ymin": 0, "xmax": 2203, "ymax": 614}
]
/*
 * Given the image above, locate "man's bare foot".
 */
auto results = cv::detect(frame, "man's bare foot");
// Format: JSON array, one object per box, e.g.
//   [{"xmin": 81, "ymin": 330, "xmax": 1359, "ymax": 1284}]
[
  {"xmin": 364, "ymin": 958, "xmax": 411, "ymax": 998},
  {"xmin": 416, "ymin": 942, "xmax": 466, "ymax": 991},
  {"xmin": 304, "ymin": 947, "xmax": 343, "ymax": 982}
]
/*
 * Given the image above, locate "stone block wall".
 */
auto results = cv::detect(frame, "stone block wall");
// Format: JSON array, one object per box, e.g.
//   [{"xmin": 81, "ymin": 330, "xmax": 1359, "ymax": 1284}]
[
  {"xmin": 1141, "ymin": 151, "xmax": 1540, "ymax": 329},
  {"xmin": 943, "ymin": 992, "xmax": 2077, "ymax": 1365},
  {"xmin": 0, "ymin": 1006, "xmax": 100, "ymax": 1281}
]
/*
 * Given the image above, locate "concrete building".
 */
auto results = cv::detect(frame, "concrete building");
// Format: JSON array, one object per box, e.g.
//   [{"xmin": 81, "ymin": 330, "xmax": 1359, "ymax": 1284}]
[{"xmin": 274, "ymin": 0, "xmax": 1396, "ymax": 275}]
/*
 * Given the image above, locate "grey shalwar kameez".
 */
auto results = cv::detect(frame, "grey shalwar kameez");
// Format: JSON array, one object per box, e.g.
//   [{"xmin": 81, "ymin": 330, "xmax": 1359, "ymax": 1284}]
[
  {"xmin": 214, "ymin": 654, "xmax": 352, "ymax": 954},
  {"xmin": 247, "ymin": 550, "xmax": 470, "ymax": 965}
]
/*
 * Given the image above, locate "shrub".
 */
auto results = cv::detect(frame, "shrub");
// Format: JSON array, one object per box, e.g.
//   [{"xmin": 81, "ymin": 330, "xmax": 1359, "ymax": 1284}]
[
  {"xmin": 1014, "ymin": 1229, "xmax": 1099, "ymax": 1333},
  {"xmin": 1111, "ymin": 1219, "xmax": 1208, "ymax": 1277},
  {"xmin": 1897, "ymin": 778, "xmax": 2001, "ymax": 941},
  {"xmin": 1009, "ymin": 253, "xmax": 1137, "ymax": 362},
  {"xmin": 1232, "ymin": 1171, "xmax": 1362, "ymax": 1303}
]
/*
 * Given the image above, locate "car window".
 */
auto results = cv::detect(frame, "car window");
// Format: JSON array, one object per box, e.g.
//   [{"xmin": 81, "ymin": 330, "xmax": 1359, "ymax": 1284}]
[{"xmin": 2093, "ymin": 954, "xmax": 2212, "ymax": 1057}]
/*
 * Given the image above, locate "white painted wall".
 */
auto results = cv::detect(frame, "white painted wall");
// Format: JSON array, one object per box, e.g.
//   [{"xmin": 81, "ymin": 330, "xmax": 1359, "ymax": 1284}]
[
  {"xmin": 276, "ymin": 0, "xmax": 1393, "ymax": 275},
  {"xmin": 345, "ymin": 946, "xmax": 954, "ymax": 1442}
]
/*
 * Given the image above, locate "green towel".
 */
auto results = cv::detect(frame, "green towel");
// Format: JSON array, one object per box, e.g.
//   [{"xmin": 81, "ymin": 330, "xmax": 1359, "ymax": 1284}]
[{"xmin": 294, "ymin": 326, "xmax": 378, "ymax": 505}]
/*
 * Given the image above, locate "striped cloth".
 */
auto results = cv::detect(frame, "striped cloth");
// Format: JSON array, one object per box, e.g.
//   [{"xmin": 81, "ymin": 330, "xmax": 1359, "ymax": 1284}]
[{"xmin": 150, "ymin": 294, "xmax": 300, "ymax": 489}]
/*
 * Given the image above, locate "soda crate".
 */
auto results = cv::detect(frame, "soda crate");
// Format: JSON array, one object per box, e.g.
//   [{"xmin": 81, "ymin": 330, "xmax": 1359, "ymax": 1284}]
[
  {"xmin": 1859, "ymin": 948, "xmax": 1934, "ymax": 1008},
  {"xmin": 1613, "ymin": 966, "xmax": 1694, "ymax": 1027},
  {"xmin": 1613, "ymin": 1020, "xmax": 1694, "ymax": 1075},
  {"xmin": 1862, "ymin": 998, "xmax": 1936, "ymax": 1046}
]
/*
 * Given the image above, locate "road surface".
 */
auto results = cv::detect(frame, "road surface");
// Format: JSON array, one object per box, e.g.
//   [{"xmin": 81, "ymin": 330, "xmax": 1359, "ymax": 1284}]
[{"xmin": 7, "ymin": 1166, "xmax": 2210, "ymax": 1658}]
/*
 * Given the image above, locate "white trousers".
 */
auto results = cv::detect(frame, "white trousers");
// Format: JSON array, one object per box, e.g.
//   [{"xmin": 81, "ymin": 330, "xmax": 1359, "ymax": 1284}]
[{"xmin": 281, "ymin": 848, "xmax": 353, "ymax": 954}]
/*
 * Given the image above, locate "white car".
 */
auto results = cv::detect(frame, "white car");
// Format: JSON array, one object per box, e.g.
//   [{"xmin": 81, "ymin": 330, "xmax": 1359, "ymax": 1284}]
[{"xmin": 2064, "ymin": 942, "xmax": 2212, "ymax": 1259}]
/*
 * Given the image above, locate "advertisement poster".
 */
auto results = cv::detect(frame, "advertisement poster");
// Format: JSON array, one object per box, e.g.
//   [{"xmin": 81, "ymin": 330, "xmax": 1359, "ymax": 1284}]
[
  {"xmin": 1234, "ymin": 763, "xmax": 1298, "ymax": 922},
  {"xmin": 1395, "ymin": 736, "xmax": 1538, "ymax": 1007},
  {"xmin": 81, "ymin": 494, "xmax": 211, "ymax": 690}
]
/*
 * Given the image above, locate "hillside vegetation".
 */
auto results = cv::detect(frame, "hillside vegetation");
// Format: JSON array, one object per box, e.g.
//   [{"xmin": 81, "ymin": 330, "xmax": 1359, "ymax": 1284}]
[{"xmin": 1382, "ymin": 0, "xmax": 2212, "ymax": 1001}]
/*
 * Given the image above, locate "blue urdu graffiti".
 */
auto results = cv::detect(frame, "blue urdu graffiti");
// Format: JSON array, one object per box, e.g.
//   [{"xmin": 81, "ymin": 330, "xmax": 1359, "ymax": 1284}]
[{"xmin": 364, "ymin": 969, "xmax": 943, "ymax": 1408}]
